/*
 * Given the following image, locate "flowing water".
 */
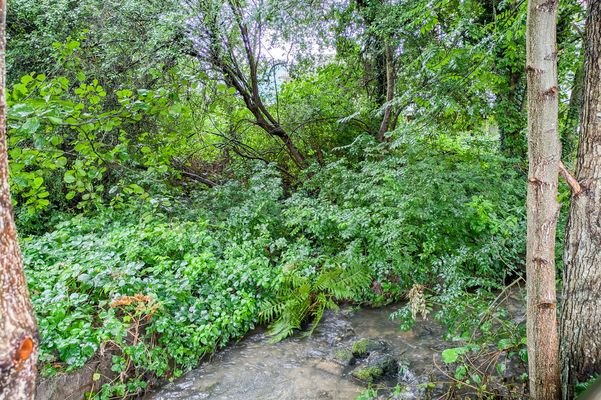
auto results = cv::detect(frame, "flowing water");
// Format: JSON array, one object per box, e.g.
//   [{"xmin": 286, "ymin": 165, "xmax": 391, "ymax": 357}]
[{"xmin": 146, "ymin": 305, "xmax": 447, "ymax": 400}]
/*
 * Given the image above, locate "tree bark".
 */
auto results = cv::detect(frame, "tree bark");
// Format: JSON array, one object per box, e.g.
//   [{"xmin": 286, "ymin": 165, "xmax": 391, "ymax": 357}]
[
  {"xmin": 0, "ymin": 0, "xmax": 39, "ymax": 397},
  {"xmin": 560, "ymin": 1, "xmax": 601, "ymax": 398},
  {"xmin": 377, "ymin": 44, "xmax": 395, "ymax": 142},
  {"xmin": 525, "ymin": 0, "xmax": 561, "ymax": 398}
]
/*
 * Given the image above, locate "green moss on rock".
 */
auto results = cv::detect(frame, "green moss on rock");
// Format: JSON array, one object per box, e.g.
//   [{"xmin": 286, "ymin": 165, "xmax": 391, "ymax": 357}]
[
  {"xmin": 352, "ymin": 366, "xmax": 384, "ymax": 383},
  {"xmin": 333, "ymin": 348, "xmax": 354, "ymax": 365},
  {"xmin": 352, "ymin": 339, "xmax": 369, "ymax": 357},
  {"xmin": 351, "ymin": 338, "xmax": 389, "ymax": 357}
]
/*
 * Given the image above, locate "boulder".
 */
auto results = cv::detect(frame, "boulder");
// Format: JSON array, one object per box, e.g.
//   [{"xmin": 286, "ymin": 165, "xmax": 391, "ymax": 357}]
[
  {"xmin": 332, "ymin": 348, "xmax": 354, "ymax": 366},
  {"xmin": 365, "ymin": 353, "xmax": 398, "ymax": 376}
]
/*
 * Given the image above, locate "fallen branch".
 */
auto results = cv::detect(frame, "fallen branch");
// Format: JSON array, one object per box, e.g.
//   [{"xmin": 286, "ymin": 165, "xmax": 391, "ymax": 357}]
[{"xmin": 181, "ymin": 171, "xmax": 217, "ymax": 188}]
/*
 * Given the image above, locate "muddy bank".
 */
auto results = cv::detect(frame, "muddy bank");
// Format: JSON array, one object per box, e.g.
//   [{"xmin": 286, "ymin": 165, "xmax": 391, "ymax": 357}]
[{"xmin": 35, "ymin": 354, "xmax": 113, "ymax": 400}]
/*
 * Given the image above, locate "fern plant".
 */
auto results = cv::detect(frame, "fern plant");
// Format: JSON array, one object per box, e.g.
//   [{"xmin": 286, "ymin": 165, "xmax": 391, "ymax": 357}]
[{"xmin": 260, "ymin": 262, "xmax": 372, "ymax": 342}]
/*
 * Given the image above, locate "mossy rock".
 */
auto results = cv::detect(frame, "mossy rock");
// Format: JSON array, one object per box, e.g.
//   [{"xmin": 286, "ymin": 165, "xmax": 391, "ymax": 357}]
[
  {"xmin": 351, "ymin": 338, "xmax": 389, "ymax": 357},
  {"xmin": 333, "ymin": 348, "xmax": 354, "ymax": 366},
  {"xmin": 352, "ymin": 366, "xmax": 384, "ymax": 383},
  {"xmin": 365, "ymin": 353, "xmax": 398, "ymax": 376},
  {"xmin": 351, "ymin": 339, "xmax": 369, "ymax": 356}
]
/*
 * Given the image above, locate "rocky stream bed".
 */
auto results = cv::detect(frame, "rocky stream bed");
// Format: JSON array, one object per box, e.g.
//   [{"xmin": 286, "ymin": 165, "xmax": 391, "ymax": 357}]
[{"xmin": 144, "ymin": 306, "xmax": 448, "ymax": 400}]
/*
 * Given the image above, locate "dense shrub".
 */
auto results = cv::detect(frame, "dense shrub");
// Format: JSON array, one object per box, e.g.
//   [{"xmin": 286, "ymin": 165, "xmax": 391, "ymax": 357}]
[
  {"xmin": 22, "ymin": 137, "xmax": 527, "ymax": 397},
  {"xmin": 24, "ymin": 175, "xmax": 283, "ymax": 398},
  {"xmin": 286, "ymin": 136, "xmax": 526, "ymax": 305}
]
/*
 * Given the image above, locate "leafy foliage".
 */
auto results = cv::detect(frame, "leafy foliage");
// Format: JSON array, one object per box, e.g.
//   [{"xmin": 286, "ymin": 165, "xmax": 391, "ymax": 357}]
[
  {"xmin": 6, "ymin": 0, "xmax": 586, "ymax": 397},
  {"xmin": 24, "ymin": 195, "xmax": 278, "ymax": 397},
  {"xmin": 21, "ymin": 133, "xmax": 528, "ymax": 396},
  {"xmin": 288, "ymin": 134, "xmax": 525, "ymax": 307}
]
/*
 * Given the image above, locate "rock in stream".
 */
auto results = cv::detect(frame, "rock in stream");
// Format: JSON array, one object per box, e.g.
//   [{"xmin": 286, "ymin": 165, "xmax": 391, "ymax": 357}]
[{"xmin": 145, "ymin": 306, "xmax": 446, "ymax": 400}]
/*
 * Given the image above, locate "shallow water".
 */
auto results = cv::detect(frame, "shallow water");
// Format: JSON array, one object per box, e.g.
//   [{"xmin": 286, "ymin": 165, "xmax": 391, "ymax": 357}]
[{"xmin": 146, "ymin": 306, "xmax": 446, "ymax": 400}]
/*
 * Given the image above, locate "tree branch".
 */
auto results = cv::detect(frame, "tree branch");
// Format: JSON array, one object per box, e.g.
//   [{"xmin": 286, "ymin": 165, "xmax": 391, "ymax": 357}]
[
  {"xmin": 559, "ymin": 161, "xmax": 582, "ymax": 195},
  {"xmin": 181, "ymin": 171, "xmax": 217, "ymax": 188}
]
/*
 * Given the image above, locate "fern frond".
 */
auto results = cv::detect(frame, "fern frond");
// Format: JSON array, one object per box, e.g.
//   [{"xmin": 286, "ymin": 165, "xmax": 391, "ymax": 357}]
[
  {"xmin": 267, "ymin": 318, "xmax": 298, "ymax": 343},
  {"xmin": 324, "ymin": 265, "xmax": 371, "ymax": 299},
  {"xmin": 305, "ymin": 293, "xmax": 327, "ymax": 337},
  {"xmin": 259, "ymin": 299, "xmax": 286, "ymax": 323}
]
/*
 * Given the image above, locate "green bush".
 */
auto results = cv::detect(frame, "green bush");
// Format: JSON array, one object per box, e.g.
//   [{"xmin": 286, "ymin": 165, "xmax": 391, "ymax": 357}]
[
  {"xmin": 286, "ymin": 135, "xmax": 525, "ymax": 307},
  {"xmin": 24, "ymin": 188, "xmax": 281, "ymax": 397},
  {"xmin": 23, "ymin": 137, "xmax": 527, "ymax": 398}
]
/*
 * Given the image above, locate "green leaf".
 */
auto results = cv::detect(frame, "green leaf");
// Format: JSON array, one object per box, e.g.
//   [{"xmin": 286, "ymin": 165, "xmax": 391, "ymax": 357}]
[
  {"xmin": 21, "ymin": 117, "xmax": 41, "ymax": 134},
  {"xmin": 66, "ymin": 40, "xmax": 80, "ymax": 50},
  {"xmin": 454, "ymin": 365, "xmax": 467, "ymax": 380},
  {"xmin": 10, "ymin": 103, "xmax": 35, "ymax": 118},
  {"xmin": 20, "ymin": 75, "xmax": 34, "ymax": 85},
  {"xmin": 496, "ymin": 362, "xmax": 506, "ymax": 376},
  {"xmin": 32, "ymin": 177, "xmax": 44, "ymax": 189},
  {"xmin": 64, "ymin": 172, "xmax": 76, "ymax": 184},
  {"xmin": 441, "ymin": 347, "xmax": 469, "ymax": 364},
  {"xmin": 471, "ymin": 373, "xmax": 482, "ymax": 385},
  {"xmin": 497, "ymin": 338, "xmax": 514, "ymax": 350},
  {"xmin": 442, "ymin": 348, "xmax": 459, "ymax": 364},
  {"xmin": 47, "ymin": 116, "xmax": 63, "ymax": 125}
]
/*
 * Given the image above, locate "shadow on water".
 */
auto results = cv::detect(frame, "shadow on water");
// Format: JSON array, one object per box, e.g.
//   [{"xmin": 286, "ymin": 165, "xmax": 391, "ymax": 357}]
[{"xmin": 146, "ymin": 305, "xmax": 446, "ymax": 400}]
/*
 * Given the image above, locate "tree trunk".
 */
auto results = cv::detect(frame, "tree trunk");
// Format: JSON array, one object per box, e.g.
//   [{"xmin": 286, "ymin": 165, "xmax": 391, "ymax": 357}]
[
  {"xmin": 0, "ymin": 0, "xmax": 39, "ymax": 398},
  {"xmin": 377, "ymin": 44, "xmax": 395, "ymax": 142},
  {"xmin": 525, "ymin": 0, "xmax": 561, "ymax": 398},
  {"xmin": 560, "ymin": 1, "xmax": 601, "ymax": 398}
]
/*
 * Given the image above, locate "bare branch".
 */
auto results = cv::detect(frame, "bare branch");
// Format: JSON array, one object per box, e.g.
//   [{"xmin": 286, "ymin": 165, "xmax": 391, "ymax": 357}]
[
  {"xmin": 180, "ymin": 171, "xmax": 217, "ymax": 188},
  {"xmin": 559, "ymin": 161, "xmax": 583, "ymax": 195}
]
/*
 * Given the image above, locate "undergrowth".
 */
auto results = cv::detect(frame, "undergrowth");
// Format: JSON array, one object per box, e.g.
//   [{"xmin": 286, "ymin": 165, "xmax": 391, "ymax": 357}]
[{"xmin": 22, "ymin": 137, "xmax": 528, "ymax": 398}]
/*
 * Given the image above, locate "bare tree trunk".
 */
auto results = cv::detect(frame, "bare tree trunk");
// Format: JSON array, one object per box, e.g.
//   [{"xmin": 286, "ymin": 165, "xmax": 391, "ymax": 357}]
[
  {"xmin": 525, "ymin": 0, "xmax": 561, "ymax": 398},
  {"xmin": 0, "ymin": 0, "xmax": 39, "ymax": 398},
  {"xmin": 377, "ymin": 44, "xmax": 395, "ymax": 142},
  {"xmin": 560, "ymin": 1, "xmax": 601, "ymax": 398}
]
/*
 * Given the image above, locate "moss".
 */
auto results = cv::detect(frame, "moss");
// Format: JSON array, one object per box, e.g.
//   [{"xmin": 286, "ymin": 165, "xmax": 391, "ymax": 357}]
[
  {"xmin": 351, "ymin": 338, "xmax": 389, "ymax": 357},
  {"xmin": 352, "ymin": 366, "xmax": 384, "ymax": 383},
  {"xmin": 334, "ymin": 349, "xmax": 354, "ymax": 365},
  {"xmin": 352, "ymin": 339, "xmax": 369, "ymax": 356}
]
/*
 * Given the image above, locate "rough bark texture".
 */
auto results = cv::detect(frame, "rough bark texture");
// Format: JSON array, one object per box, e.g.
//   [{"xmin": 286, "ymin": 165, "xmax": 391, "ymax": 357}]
[
  {"xmin": 560, "ymin": 1, "xmax": 601, "ymax": 398},
  {"xmin": 0, "ymin": 0, "xmax": 39, "ymax": 398},
  {"xmin": 525, "ymin": 0, "xmax": 561, "ymax": 398}
]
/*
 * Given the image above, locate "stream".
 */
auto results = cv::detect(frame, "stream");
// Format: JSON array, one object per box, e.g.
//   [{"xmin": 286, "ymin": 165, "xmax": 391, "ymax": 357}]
[{"xmin": 146, "ymin": 305, "xmax": 447, "ymax": 400}]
